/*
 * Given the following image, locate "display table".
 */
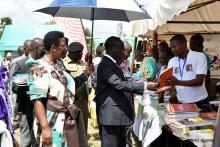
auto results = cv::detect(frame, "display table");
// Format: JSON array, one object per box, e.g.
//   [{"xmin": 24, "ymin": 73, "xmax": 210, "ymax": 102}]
[{"xmin": 133, "ymin": 94, "xmax": 215, "ymax": 147}]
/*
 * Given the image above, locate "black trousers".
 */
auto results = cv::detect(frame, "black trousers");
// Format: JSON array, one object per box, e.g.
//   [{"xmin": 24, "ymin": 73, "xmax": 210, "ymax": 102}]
[{"xmin": 99, "ymin": 125, "xmax": 127, "ymax": 147}]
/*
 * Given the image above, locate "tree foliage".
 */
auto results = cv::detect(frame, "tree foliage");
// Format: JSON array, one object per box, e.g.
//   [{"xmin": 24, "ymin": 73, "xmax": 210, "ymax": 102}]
[
  {"xmin": 1, "ymin": 17, "xmax": 12, "ymax": 25},
  {"xmin": 0, "ymin": 17, "xmax": 12, "ymax": 38}
]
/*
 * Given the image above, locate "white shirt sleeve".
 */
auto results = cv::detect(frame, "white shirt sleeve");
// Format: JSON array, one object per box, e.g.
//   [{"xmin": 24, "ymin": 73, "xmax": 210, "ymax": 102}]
[
  {"xmin": 196, "ymin": 53, "xmax": 207, "ymax": 75},
  {"xmin": 168, "ymin": 58, "xmax": 174, "ymax": 68}
]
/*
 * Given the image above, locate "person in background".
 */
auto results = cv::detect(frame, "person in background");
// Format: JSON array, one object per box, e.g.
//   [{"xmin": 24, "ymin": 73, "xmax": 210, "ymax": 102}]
[
  {"xmin": 93, "ymin": 43, "xmax": 105, "ymax": 66},
  {"xmin": 158, "ymin": 41, "xmax": 174, "ymax": 73},
  {"xmin": 94, "ymin": 36, "xmax": 158, "ymax": 147},
  {"xmin": 10, "ymin": 40, "xmax": 32, "ymax": 76},
  {"xmin": 11, "ymin": 46, "xmax": 24, "ymax": 63},
  {"xmin": 84, "ymin": 52, "xmax": 94, "ymax": 95},
  {"xmin": 0, "ymin": 62, "xmax": 19, "ymax": 147},
  {"xmin": 62, "ymin": 42, "xmax": 93, "ymax": 132},
  {"xmin": 134, "ymin": 52, "xmax": 157, "ymax": 81},
  {"xmin": 13, "ymin": 38, "xmax": 44, "ymax": 147},
  {"xmin": 3, "ymin": 52, "xmax": 12, "ymax": 70},
  {"xmin": 157, "ymin": 41, "xmax": 174, "ymax": 103},
  {"xmin": 190, "ymin": 34, "xmax": 211, "ymax": 89},
  {"xmin": 152, "ymin": 46, "xmax": 161, "ymax": 73},
  {"xmin": 167, "ymin": 34, "xmax": 210, "ymax": 112},
  {"xmin": 10, "ymin": 40, "xmax": 31, "ymax": 128},
  {"xmin": 120, "ymin": 42, "xmax": 132, "ymax": 78},
  {"xmin": 27, "ymin": 31, "xmax": 87, "ymax": 147},
  {"xmin": 92, "ymin": 43, "xmax": 105, "ymax": 89},
  {"xmin": 152, "ymin": 31, "xmax": 162, "ymax": 78}
]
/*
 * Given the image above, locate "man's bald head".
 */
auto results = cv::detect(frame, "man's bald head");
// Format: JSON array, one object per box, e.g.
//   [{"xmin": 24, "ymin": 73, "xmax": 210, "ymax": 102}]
[
  {"xmin": 96, "ymin": 44, "xmax": 105, "ymax": 57},
  {"xmin": 30, "ymin": 38, "xmax": 45, "ymax": 59},
  {"xmin": 31, "ymin": 38, "xmax": 43, "ymax": 50},
  {"xmin": 17, "ymin": 46, "xmax": 24, "ymax": 56},
  {"xmin": 124, "ymin": 41, "xmax": 132, "ymax": 60},
  {"xmin": 124, "ymin": 42, "xmax": 132, "ymax": 51}
]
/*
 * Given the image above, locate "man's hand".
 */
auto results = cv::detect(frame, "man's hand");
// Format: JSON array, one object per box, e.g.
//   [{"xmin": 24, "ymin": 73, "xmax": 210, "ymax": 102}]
[
  {"xmin": 166, "ymin": 76, "xmax": 180, "ymax": 86},
  {"xmin": 84, "ymin": 65, "xmax": 93, "ymax": 76},
  {"xmin": 42, "ymin": 126, "xmax": 52, "ymax": 145},
  {"xmin": 13, "ymin": 139, "xmax": 20, "ymax": 147},
  {"xmin": 136, "ymin": 80, "xmax": 144, "ymax": 83},
  {"xmin": 146, "ymin": 82, "xmax": 158, "ymax": 91}
]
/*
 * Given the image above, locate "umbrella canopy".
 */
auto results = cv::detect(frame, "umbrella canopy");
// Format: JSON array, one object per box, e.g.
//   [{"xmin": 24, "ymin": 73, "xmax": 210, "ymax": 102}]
[
  {"xmin": 35, "ymin": 0, "xmax": 151, "ymax": 55},
  {"xmin": 35, "ymin": 0, "xmax": 151, "ymax": 22}
]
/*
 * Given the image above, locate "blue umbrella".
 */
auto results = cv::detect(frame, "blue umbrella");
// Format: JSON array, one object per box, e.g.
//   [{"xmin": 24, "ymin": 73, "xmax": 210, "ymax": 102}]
[{"xmin": 35, "ymin": 0, "xmax": 151, "ymax": 54}]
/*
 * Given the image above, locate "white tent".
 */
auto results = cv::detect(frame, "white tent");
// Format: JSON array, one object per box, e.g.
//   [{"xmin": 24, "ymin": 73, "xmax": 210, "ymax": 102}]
[{"xmin": 131, "ymin": 0, "xmax": 220, "ymax": 36}]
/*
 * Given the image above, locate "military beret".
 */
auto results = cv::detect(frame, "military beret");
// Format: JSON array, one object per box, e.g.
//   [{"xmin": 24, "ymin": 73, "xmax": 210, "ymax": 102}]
[{"xmin": 68, "ymin": 42, "xmax": 84, "ymax": 53}]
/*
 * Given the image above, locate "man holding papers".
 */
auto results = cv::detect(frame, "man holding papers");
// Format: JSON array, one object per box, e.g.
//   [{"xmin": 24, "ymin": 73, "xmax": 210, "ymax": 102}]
[{"xmin": 166, "ymin": 34, "xmax": 210, "ymax": 112}]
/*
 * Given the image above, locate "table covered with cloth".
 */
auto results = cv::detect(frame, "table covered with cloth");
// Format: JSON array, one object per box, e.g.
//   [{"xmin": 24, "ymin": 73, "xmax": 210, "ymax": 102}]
[{"xmin": 133, "ymin": 91, "xmax": 166, "ymax": 147}]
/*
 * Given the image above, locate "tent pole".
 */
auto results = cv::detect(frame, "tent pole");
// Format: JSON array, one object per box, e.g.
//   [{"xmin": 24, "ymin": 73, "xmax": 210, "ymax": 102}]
[
  {"xmin": 167, "ymin": 21, "xmax": 220, "ymax": 24},
  {"xmin": 131, "ymin": 37, "xmax": 137, "ymax": 74},
  {"xmin": 181, "ymin": 0, "xmax": 218, "ymax": 15}
]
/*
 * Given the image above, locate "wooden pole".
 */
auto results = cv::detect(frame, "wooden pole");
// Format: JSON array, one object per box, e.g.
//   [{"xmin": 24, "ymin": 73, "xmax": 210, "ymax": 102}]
[{"xmin": 131, "ymin": 37, "xmax": 138, "ymax": 74}]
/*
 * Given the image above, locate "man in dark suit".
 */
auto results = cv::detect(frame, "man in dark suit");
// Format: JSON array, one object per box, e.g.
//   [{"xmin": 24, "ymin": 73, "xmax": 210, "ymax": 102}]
[
  {"xmin": 13, "ymin": 38, "xmax": 45, "ymax": 147},
  {"xmin": 94, "ymin": 36, "xmax": 157, "ymax": 147}
]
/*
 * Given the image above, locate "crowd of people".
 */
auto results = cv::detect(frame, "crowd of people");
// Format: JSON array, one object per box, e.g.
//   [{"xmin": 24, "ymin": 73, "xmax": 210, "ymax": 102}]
[{"xmin": 0, "ymin": 31, "xmax": 219, "ymax": 147}]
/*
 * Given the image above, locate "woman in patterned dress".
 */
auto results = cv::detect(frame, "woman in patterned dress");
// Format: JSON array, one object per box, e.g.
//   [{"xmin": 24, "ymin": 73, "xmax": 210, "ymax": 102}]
[{"xmin": 27, "ymin": 31, "xmax": 87, "ymax": 147}]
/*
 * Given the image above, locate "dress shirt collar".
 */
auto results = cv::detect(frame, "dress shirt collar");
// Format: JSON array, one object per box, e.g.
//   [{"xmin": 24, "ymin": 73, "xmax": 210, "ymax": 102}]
[{"xmin": 104, "ymin": 54, "xmax": 116, "ymax": 64}]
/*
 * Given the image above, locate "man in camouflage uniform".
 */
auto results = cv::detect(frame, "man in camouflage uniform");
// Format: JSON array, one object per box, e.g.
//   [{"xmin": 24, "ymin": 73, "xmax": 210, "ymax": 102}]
[{"xmin": 62, "ymin": 42, "xmax": 92, "ymax": 132}]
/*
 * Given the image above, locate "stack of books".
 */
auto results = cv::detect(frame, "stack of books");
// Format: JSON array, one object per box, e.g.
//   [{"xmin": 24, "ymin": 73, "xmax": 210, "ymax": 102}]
[
  {"xmin": 167, "ymin": 103, "xmax": 199, "ymax": 120},
  {"xmin": 200, "ymin": 112, "xmax": 217, "ymax": 125},
  {"xmin": 170, "ymin": 117, "xmax": 214, "ymax": 129},
  {"xmin": 200, "ymin": 112, "xmax": 217, "ymax": 120}
]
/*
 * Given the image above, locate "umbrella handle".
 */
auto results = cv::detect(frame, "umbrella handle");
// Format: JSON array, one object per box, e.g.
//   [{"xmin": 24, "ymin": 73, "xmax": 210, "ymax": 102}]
[{"xmin": 88, "ymin": 54, "xmax": 93, "ymax": 66}]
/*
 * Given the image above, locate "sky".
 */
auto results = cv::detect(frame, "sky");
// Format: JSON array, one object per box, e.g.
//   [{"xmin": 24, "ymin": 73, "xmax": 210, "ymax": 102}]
[{"xmin": 0, "ymin": 0, "xmax": 133, "ymax": 39}]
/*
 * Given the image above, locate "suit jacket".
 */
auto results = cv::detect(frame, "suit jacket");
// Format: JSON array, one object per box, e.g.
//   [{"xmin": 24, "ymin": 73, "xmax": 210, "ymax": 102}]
[
  {"xmin": 94, "ymin": 56, "xmax": 144, "ymax": 126},
  {"xmin": 13, "ymin": 56, "xmax": 32, "ymax": 114}
]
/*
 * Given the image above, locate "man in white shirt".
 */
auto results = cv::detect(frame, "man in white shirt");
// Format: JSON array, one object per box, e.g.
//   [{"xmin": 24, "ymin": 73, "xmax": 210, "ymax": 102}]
[
  {"xmin": 167, "ymin": 34, "xmax": 210, "ymax": 111},
  {"xmin": 93, "ymin": 43, "xmax": 105, "ymax": 66},
  {"xmin": 92, "ymin": 44, "xmax": 105, "ymax": 88}
]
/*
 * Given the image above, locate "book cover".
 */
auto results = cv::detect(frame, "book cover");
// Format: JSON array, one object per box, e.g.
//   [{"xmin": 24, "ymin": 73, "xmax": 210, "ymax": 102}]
[
  {"xmin": 200, "ymin": 112, "xmax": 217, "ymax": 120},
  {"xmin": 167, "ymin": 103, "xmax": 199, "ymax": 114},
  {"xmin": 157, "ymin": 67, "xmax": 173, "ymax": 92}
]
